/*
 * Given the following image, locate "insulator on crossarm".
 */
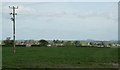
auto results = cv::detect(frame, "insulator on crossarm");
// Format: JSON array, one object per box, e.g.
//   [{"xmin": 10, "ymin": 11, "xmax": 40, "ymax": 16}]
[
  {"xmin": 9, "ymin": 6, "xmax": 10, "ymax": 8},
  {"xmin": 11, "ymin": 18, "xmax": 14, "ymax": 21},
  {"xmin": 15, "ymin": 13, "xmax": 17, "ymax": 15},
  {"xmin": 10, "ymin": 13, "xmax": 12, "ymax": 15},
  {"xmin": 17, "ymin": 6, "xmax": 18, "ymax": 9}
]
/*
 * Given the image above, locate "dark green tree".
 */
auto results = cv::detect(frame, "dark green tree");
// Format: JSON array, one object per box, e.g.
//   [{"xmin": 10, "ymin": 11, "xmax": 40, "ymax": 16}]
[
  {"xmin": 3, "ymin": 37, "xmax": 13, "ymax": 47},
  {"xmin": 39, "ymin": 39, "xmax": 48, "ymax": 47}
]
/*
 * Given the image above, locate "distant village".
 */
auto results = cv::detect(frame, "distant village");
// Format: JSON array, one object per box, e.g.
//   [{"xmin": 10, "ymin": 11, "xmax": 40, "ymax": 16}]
[{"xmin": 0, "ymin": 38, "xmax": 119, "ymax": 48}]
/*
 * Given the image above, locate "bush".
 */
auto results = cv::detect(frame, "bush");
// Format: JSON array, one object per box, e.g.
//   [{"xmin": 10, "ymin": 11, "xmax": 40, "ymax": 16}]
[
  {"xmin": 63, "ymin": 41, "xmax": 75, "ymax": 47},
  {"xmin": 3, "ymin": 40, "xmax": 14, "ymax": 47}
]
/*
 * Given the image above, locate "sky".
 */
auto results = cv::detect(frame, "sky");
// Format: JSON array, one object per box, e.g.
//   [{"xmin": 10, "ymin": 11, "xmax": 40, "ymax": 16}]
[
  {"xmin": 0, "ymin": 3, "xmax": 2, "ymax": 40},
  {"xmin": 1, "ymin": 0, "xmax": 120, "ymax": 2},
  {"xmin": 1, "ymin": 2, "xmax": 118, "ymax": 41}
]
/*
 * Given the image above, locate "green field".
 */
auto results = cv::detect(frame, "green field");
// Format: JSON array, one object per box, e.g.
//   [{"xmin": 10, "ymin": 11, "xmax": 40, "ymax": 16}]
[{"xmin": 2, "ymin": 47, "xmax": 118, "ymax": 68}]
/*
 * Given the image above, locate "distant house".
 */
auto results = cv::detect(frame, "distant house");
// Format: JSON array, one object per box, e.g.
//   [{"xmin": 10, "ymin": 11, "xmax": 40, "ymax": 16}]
[
  {"xmin": 47, "ymin": 44, "xmax": 52, "ymax": 47},
  {"xmin": 89, "ymin": 42, "xmax": 95, "ymax": 47},
  {"xmin": 54, "ymin": 43, "xmax": 63, "ymax": 47},
  {"xmin": 52, "ymin": 40, "xmax": 64, "ymax": 47},
  {"xmin": 26, "ymin": 44, "xmax": 32, "ymax": 47}
]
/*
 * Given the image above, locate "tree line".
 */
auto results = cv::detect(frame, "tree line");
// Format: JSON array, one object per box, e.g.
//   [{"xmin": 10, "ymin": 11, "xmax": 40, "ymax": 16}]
[{"xmin": 2, "ymin": 37, "xmax": 81, "ymax": 47}]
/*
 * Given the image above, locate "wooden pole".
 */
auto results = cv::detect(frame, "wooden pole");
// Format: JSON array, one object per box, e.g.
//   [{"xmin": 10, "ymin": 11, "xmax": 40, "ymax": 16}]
[{"xmin": 9, "ymin": 6, "xmax": 18, "ymax": 54}]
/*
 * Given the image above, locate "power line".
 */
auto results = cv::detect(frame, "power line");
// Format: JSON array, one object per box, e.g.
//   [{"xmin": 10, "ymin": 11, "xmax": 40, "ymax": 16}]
[{"xmin": 9, "ymin": 6, "xmax": 18, "ymax": 54}]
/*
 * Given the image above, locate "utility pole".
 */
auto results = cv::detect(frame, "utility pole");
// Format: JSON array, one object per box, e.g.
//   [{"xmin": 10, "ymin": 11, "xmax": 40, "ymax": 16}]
[{"xmin": 9, "ymin": 6, "xmax": 18, "ymax": 54}]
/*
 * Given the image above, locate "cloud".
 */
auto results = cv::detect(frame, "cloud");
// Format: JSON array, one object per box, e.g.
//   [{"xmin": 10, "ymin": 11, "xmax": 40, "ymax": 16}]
[
  {"xmin": 2, "ymin": 0, "xmax": 120, "ymax": 2},
  {"xmin": 2, "ymin": 3, "xmax": 117, "ymax": 21},
  {"xmin": 18, "ymin": 7, "xmax": 67, "ymax": 17},
  {"xmin": 16, "ymin": 6, "xmax": 35, "ymax": 15},
  {"xmin": 75, "ymin": 11, "xmax": 117, "ymax": 22}
]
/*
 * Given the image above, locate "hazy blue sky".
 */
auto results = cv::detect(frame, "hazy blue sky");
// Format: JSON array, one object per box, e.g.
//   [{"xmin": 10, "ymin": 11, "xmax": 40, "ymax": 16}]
[
  {"xmin": 0, "ymin": 2, "xmax": 1, "ymax": 40},
  {"xmin": 1, "ymin": 0, "xmax": 120, "ymax": 2},
  {"xmin": 1, "ymin": 2, "xmax": 118, "ymax": 40}
]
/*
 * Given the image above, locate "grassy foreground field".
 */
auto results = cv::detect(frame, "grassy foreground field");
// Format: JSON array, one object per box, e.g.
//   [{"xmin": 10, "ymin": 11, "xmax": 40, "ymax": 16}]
[{"xmin": 2, "ymin": 47, "xmax": 118, "ymax": 68}]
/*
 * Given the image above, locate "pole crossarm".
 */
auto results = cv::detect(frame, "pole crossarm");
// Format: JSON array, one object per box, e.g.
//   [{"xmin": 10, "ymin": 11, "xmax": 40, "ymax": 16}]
[{"xmin": 9, "ymin": 6, "xmax": 18, "ymax": 9}]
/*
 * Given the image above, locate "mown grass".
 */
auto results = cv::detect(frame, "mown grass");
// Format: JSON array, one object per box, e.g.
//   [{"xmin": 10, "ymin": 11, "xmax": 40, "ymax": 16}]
[{"xmin": 2, "ymin": 47, "xmax": 118, "ymax": 68}]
